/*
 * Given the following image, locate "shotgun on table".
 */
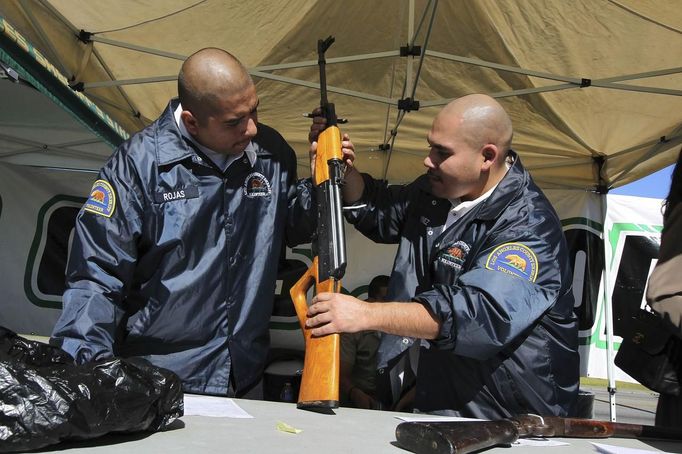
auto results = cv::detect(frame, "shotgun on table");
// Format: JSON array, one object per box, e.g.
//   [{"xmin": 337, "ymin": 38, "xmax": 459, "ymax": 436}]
[
  {"xmin": 395, "ymin": 414, "xmax": 682, "ymax": 454},
  {"xmin": 289, "ymin": 35, "xmax": 347, "ymax": 411}
]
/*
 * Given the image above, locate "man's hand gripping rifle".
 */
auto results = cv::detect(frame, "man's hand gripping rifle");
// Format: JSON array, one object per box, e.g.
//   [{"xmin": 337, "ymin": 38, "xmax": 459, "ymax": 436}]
[{"xmin": 290, "ymin": 36, "xmax": 347, "ymax": 411}]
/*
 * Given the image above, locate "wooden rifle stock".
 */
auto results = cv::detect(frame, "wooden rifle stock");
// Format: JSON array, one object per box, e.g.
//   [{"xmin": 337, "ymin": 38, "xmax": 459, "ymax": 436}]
[
  {"xmin": 395, "ymin": 420, "xmax": 518, "ymax": 454},
  {"xmin": 290, "ymin": 35, "xmax": 347, "ymax": 411},
  {"xmin": 395, "ymin": 414, "xmax": 682, "ymax": 454}
]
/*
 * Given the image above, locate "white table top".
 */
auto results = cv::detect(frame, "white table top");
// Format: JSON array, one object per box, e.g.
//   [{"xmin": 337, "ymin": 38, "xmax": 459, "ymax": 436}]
[{"xmin": 46, "ymin": 398, "xmax": 682, "ymax": 453}]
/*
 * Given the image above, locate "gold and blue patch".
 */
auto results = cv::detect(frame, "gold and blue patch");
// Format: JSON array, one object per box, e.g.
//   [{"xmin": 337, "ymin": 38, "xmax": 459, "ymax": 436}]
[
  {"xmin": 83, "ymin": 179, "xmax": 116, "ymax": 217},
  {"xmin": 485, "ymin": 242, "xmax": 538, "ymax": 282}
]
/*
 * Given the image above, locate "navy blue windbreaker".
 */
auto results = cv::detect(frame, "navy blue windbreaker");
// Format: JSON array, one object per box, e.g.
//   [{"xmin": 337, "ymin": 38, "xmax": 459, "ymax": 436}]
[
  {"xmin": 345, "ymin": 152, "xmax": 579, "ymax": 419},
  {"xmin": 51, "ymin": 100, "xmax": 315, "ymax": 395}
]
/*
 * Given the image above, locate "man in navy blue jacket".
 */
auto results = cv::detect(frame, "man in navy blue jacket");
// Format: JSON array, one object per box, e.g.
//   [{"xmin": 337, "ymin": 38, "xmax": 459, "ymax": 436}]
[
  {"xmin": 50, "ymin": 48, "xmax": 354, "ymax": 397},
  {"xmin": 306, "ymin": 94, "xmax": 579, "ymax": 419}
]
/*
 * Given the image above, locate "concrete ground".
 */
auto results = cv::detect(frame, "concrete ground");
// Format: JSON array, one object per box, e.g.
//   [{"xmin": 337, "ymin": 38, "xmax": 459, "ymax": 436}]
[{"xmin": 580, "ymin": 379, "xmax": 658, "ymax": 425}]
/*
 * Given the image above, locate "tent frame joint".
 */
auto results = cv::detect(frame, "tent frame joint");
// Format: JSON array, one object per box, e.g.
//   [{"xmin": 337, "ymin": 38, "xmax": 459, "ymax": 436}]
[
  {"xmin": 593, "ymin": 155, "xmax": 609, "ymax": 194},
  {"xmin": 77, "ymin": 29, "xmax": 93, "ymax": 44},
  {"xmin": 69, "ymin": 81, "xmax": 84, "ymax": 92},
  {"xmin": 398, "ymin": 97, "xmax": 420, "ymax": 111},
  {"xmin": 400, "ymin": 44, "xmax": 422, "ymax": 57}
]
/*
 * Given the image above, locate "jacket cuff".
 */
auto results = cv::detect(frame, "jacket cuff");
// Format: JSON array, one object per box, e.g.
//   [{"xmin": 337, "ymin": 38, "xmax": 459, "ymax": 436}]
[
  {"xmin": 343, "ymin": 173, "xmax": 373, "ymax": 224},
  {"xmin": 413, "ymin": 286, "xmax": 456, "ymax": 349}
]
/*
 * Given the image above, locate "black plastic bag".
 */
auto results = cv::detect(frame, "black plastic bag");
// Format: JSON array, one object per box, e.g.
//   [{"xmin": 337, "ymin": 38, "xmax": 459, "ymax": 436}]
[{"xmin": 0, "ymin": 327, "xmax": 183, "ymax": 452}]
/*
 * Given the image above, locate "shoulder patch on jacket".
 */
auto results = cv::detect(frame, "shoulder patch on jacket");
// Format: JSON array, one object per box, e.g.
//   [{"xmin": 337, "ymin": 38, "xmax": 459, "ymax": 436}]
[
  {"xmin": 485, "ymin": 242, "xmax": 538, "ymax": 282},
  {"xmin": 83, "ymin": 179, "xmax": 116, "ymax": 218}
]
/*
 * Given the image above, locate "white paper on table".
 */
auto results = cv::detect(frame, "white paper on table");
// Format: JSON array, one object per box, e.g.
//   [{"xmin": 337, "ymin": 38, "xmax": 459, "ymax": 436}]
[
  {"xmin": 513, "ymin": 438, "xmax": 569, "ymax": 448},
  {"xmin": 592, "ymin": 442, "xmax": 674, "ymax": 454},
  {"xmin": 183, "ymin": 395, "xmax": 254, "ymax": 418},
  {"xmin": 395, "ymin": 415, "xmax": 481, "ymax": 422},
  {"xmin": 394, "ymin": 416, "xmax": 569, "ymax": 448}
]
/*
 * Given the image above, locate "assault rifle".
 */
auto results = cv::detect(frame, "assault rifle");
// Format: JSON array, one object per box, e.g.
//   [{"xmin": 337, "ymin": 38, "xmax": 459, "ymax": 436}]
[
  {"xmin": 395, "ymin": 414, "xmax": 682, "ymax": 454},
  {"xmin": 290, "ymin": 36, "xmax": 347, "ymax": 411}
]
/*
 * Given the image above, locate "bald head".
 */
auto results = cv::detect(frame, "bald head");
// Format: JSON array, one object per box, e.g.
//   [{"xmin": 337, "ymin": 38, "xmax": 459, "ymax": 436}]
[
  {"xmin": 425, "ymin": 94, "xmax": 514, "ymax": 200},
  {"xmin": 178, "ymin": 48, "xmax": 254, "ymax": 122},
  {"xmin": 439, "ymin": 94, "xmax": 513, "ymax": 161}
]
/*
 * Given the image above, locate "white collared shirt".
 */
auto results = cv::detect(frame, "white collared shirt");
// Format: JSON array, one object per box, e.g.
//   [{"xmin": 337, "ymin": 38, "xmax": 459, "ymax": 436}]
[
  {"xmin": 174, "ymin": 103, "xmax": 256, "ymax": 172},
  {"xmin": 442, "ymin": 163, "xmax": 511, "ymax": 233}
]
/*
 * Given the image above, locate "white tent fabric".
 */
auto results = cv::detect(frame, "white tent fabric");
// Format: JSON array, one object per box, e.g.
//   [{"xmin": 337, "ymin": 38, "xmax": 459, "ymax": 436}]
[
  {"xmin": 0, "ymin": 77, "xmax": 114, "ymax": 169},
  {"xmin": 0, "ymin": 0, "xmax": 680, "ymax": 189}
]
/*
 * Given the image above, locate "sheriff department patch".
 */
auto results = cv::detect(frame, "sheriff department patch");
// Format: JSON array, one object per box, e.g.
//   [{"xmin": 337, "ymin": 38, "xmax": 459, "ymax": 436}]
[
  {"xmin": 243, "ymin": 172, "xmax": 272, "ymax": 198},
  {"xmin": 83, "ymin": 179, "xmax": 116, "ymax": 217},
  {"xmin": 436, "ymin": 241, "xmax": 471, "ymax": 272},
  {"xmin": 485, "ymin": 242, "xmax": 538, "ymax": 282}
]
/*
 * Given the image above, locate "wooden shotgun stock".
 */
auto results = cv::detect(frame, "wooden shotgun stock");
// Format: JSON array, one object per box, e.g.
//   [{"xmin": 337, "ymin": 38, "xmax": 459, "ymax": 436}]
[
  {"xmin": 395, "ymin": 414, "xmax": 682, "ymax": 454},
  {"xmin": 290, "ymin": 36, "xmax": 347, "ymax": 411}
]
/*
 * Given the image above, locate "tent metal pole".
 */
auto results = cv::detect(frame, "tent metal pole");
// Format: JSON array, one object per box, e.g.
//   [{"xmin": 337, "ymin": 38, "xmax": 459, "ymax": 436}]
[
  {"xmin": 88, "ymin": 36, "xmax": 186, "ymax": 61},
  {"xmin": 26, "ymin": 165, "xmax": 98, "ymax": 173},
  {"xmin": 380, "ymin": 0, "xmax": 417, "ymax": 180},
  {"xmin": 590, "ymin": 81, "xmax": 682, "ymax": 97},
  {"xmin": 594, "ymin": 66, "xmax": 682, "ymax": 84},
  {"xmin": 382, "ymin": 0, "xmax": 438, "ymax": 179},
  {"xmin": 425, "ymin": 50, "xmax": 583, "ymax": 84},
  {"xmin": 404, "ymin": 0, "xmax": 415, "ymax": 100},
  {"xmin": 525, "ymin": 157, "xmax": 594, "ymax": 170},
  {"xmin": 609, "ymin": 132, "xmax": 682, "ymax": 160},
  {"xmin": 83, "ymin": 51, "xmax": 402, "ymax": 88},
  {"xmin": 423, "ymin": 51, "xmax": 681, "ymax": 98},
  {"xmin": 88, "ymin": 45, "xmax": 147, "ymax": 129},
  {"xmin": 0, "ymin": 20, "xmax": 127, "ymax": 147},
  {"xmin": 595, "ymin": 155, "xmax": 618, "ymax": 421},
  {"xmin": 17, "ymin": 0, "xmax": 69, "ymax": 77},
  {"xmin": 249, "ymin": 70, "xmax": 397, "ymax": 105},
  {"xmin": 253, "ymin": 51, "xmax": 400, "ymax": 71},
  {"xmin": 601, "ymin": 192, "xmax": 618, "ymax": 422},
  {"xmin": 420, "ymin": 83, "xmax": 578, "ymax": 107},
  {"xmin": 609, "ymin": 124, "xmax": 682, "ymax": 184},
  {"xmin": 531, "ymin": 178, "xmax": 593, "ymax": 190},
  {"xmin": 0, "ymin": 132, "xmax": 105, "ymax": 160},
  {"xmin": 33, "ymin": 1, "xmax": 146, "ymax": 129},
  {"xmin": 85, "ymin": 92, "xmax": 153, "ymax": 124},
  {"xmin": 84, "ymin": 75, "xmax": 177, "ymax": 89}
]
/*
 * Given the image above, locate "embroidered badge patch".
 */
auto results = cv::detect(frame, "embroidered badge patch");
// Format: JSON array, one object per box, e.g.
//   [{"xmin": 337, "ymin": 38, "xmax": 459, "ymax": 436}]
[
  {"xmin": 83, "ymin": 179, "xmax": 116, "ymax": 217},
  {"xmin": 243, "ymin": 172, "xmax": 272, "ymax": 198},
  {"xmin": 436, "ymin": 241, "xmax": 471, "ymax": 272},
  {"xmin": 485, "ymin": 242, "xmax": 538, "ymax": 282}
]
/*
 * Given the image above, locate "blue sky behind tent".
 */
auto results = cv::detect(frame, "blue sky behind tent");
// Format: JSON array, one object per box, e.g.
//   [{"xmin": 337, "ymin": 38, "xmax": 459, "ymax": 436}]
[{"xmin": 610, "ymin": 165, "xmax": 673, "ymax": 200}]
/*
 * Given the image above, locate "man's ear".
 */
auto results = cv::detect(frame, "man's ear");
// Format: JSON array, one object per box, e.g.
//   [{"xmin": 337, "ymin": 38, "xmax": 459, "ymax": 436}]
[
  {"xmin": 180, "ymin": 110, "xmax": 199, "ymax": 136},
  {"xmin": 480, "ymin": 144, "xmax": 499, "ymax": 171}
]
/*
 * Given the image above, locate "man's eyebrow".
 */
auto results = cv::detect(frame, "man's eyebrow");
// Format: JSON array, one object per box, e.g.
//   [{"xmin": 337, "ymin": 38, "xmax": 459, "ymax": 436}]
[
  {"xmin": 224, "ymin": 99, "xmax": 259, "ymax": 124},
  {"xmin": 427, "ymin": 139, "xmax": 446, "ymax": 150}
]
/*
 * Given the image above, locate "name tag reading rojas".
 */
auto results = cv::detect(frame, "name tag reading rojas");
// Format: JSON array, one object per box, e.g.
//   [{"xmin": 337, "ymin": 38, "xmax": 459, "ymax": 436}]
[{"xmin": 154, "ymin": 186, "xmax": 200, "ymax": 203}]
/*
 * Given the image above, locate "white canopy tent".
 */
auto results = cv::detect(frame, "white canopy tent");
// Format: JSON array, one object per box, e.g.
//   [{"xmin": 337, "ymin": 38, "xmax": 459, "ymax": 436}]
[
  {"xmin": 1, "ymin": 1, "xmax": 680, "ymax": 422},
  {"xmin": 0, "ymin": 0, "xmax": 680, "ymax": 187},
  {"xmin": 0, "ymin": 75, "xmax": 114, "ymax": 170}
]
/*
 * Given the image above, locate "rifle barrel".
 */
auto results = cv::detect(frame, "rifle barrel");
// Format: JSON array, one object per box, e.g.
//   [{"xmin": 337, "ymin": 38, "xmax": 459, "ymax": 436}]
[{"xmin": 542, "ymin": 417, "xmax": 682, "ymax": 441}]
